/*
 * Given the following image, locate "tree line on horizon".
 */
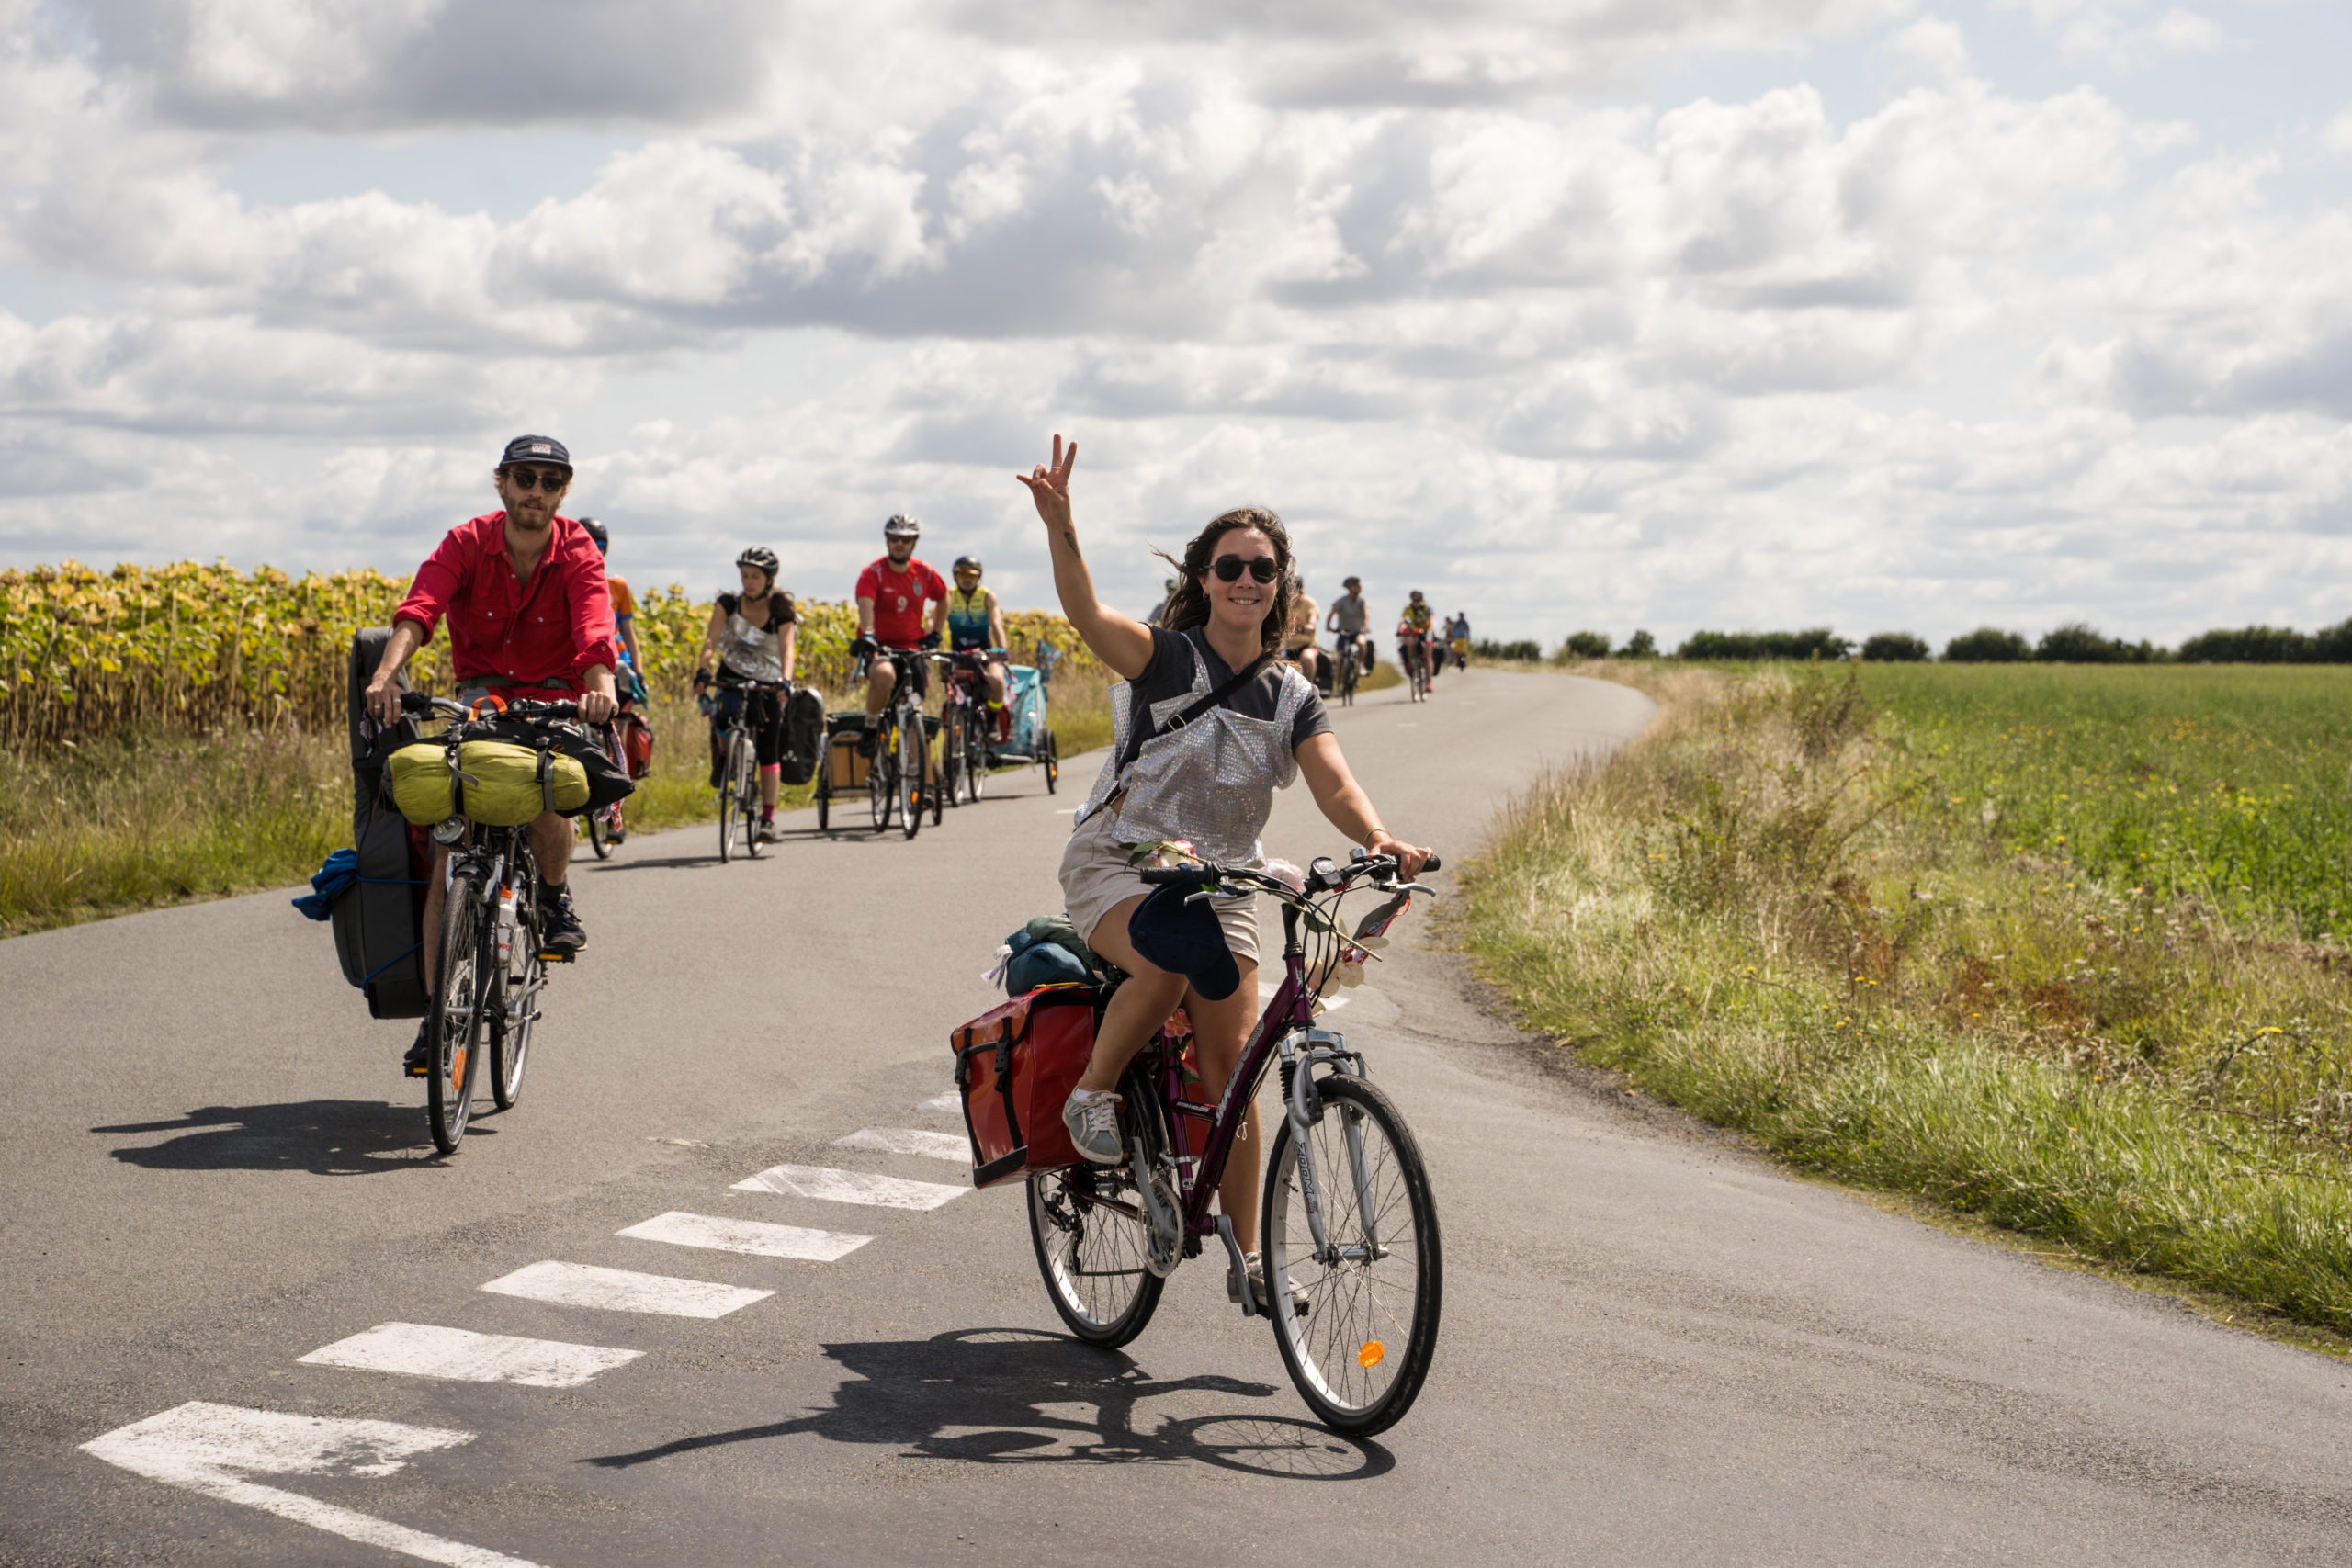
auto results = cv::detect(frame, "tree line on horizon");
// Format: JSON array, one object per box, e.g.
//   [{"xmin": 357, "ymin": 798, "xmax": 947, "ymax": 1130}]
[{"xmin": 1527, "ymin": 620, "xmax": 2352, "ymax": 665}]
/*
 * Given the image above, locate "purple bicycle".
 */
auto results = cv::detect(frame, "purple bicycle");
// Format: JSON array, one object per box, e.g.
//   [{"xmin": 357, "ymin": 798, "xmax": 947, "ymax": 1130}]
[{"xmin": 1024, "ymin": 849, "xmax": 1444, "ymax": 1437}]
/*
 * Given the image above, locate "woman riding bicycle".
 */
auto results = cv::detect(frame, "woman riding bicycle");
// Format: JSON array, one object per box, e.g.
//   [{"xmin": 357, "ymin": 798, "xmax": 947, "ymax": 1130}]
[
  {"xmin": 693, "ymin": 547, "xmax": 798, "ymax": 843},
  {"xmin": 1016, "ymin": 434, "xmax": 1430, "ymax": 1296}
]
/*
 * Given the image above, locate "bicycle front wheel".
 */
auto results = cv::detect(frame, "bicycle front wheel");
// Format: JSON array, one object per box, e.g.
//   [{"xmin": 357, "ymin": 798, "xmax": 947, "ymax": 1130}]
[
  {"xmin": 427, "ymin": 868, "xmax": 490, "ymax": 1155},
  {"xmin": 1261, "ymin": 1076, "xmax": 1442, "ymax": 1436},
  {"xmin": 584, "ymin": 809, "xmax": 611, "ymax": 859},
  {"xmin": 899, "ymin": 705, "xmax": 925, "ymax": 839},
  {"xmin": 718, "ymin": 731, "xmax": 745, "ymax": 862},
  {"xmin": 741, "ymin": 740, "xmax": 764, "ymax": 859},
  {"xmin": 965, "ymin": 714, "xmax": 987, "ymax": 802},
  {"xmin": 868, "ymin": 716, "xmax": 893, "ymax": 831}
]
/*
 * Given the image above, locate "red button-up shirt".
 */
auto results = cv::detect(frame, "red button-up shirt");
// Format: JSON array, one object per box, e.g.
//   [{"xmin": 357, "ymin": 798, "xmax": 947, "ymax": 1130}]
[{"xmin": 394, "ymin": 513, "xmax": 618, "ymax": 691}]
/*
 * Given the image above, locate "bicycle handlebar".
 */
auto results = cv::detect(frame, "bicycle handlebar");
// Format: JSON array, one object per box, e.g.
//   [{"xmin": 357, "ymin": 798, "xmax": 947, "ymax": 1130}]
[
  {"xmin": 1138, "ymin": 850, "xmax": 1442, "ymax": 897},
  {"xmin": 400, "ymin": 692, "xmax": 582, "ymax": 722}
]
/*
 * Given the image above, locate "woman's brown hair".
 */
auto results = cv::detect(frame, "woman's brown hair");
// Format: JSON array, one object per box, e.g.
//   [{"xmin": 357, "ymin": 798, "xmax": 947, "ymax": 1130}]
[{"xmin": 1154, "ymin": 506, "xmax": 1297, "ymax": 655}]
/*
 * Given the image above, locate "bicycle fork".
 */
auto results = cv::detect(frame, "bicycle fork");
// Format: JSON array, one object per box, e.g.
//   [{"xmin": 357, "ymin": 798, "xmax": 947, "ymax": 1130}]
[{"xmin": 1280, "ymin": 1030, "xmax": 1385, "ymax": 1268}]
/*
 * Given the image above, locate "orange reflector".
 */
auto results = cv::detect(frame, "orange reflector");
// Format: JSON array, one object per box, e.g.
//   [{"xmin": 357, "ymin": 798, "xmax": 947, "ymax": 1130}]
[
  {"xmin": 1357, "ymin": 1340, "xmax": 1385, "ymax": 1369},
  {"xmin": 450, "ymin": 1046, "xmax": 466, "ymax": 1086}
]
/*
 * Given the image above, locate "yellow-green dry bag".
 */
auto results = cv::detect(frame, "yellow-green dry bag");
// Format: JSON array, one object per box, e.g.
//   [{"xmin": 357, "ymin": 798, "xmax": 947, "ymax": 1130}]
[{"xmin": 386, "ymin": 740, "xmax": 589, "ymax": 827}]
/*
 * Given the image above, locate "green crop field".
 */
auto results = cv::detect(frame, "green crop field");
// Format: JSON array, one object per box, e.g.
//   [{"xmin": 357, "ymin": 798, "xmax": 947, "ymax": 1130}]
[
  {"xmin": 1860, "ymin": 664, "xmax": 2352, "ymax": 943},
  {"xmin": 1468, "ymin": 659, "xmax": 2352, "ymax": 1344}
]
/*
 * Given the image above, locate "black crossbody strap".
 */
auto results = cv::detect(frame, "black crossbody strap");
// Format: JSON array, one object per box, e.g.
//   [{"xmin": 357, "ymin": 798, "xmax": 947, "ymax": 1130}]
[{"xmin": 1113, "ymin": 639, "xmax": 1275, "ymax": 780}]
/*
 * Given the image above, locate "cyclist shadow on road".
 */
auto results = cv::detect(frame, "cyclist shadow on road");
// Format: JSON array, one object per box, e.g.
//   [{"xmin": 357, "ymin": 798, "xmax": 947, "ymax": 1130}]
[
  {"xmin": 94, "ymin": 1100, "xmax": 461, "ymax": 1175},
  {"xmin": 582, "ymin": 1326, "xmax": 1391, "ymax": 1481}
]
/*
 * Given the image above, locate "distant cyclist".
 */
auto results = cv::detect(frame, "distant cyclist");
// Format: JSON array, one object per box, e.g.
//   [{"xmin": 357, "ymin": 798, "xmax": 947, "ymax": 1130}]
[
  {"xmin": 946, "ymin": 554, "xmax": 1011, "ymax": 735},
  {"xmin": 1283, "ymin": 578, "xmax": 1324, "ymax": 686},
  {"xmin": 1398, "ymin": 591, "xmax": 1435, "ymax": 690},
  {"xmin": 1326, "ymin": 575, "xmax": 1370, "ymax": 680},
  {"xmin": 853, "ymin": 513, "xmax": 947, "ymax": 750},
  {"xmin": 1447, "ymin": 611, "xmax": 1471, "ymax": 671},
  {"xmin": 693, "ymin": 547, "xmax": 798, "ymax": 842},
  {"xmin": 580, "ymin": 518, "xmax": 649, "ymax": 842},
  {"xmin": 363, "ymin": 434, "xmax": 618, "ymax": 1075}
]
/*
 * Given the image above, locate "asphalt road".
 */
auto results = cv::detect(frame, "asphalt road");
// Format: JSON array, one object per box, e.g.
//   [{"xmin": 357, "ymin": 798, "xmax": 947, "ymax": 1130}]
[{"xmin": 4, "ymin": 666, "xmax": 2348, "ymax": 1567}]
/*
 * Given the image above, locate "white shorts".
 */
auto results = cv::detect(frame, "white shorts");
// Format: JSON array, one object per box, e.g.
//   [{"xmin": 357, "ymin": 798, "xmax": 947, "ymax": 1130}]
[{"xmin": 1058, "ymin": 808, "xmax": 1260, "ymax": 966}]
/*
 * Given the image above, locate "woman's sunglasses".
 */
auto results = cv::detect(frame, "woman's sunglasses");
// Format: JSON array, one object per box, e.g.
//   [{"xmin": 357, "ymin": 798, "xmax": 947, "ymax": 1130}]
[
  {"xmin": 503, "ymin": 466, "xmax": 570, "ymax": 491},
  {"xmin": 1210, "ymin": 554, "xmax": 1280, "ymax": 584}
]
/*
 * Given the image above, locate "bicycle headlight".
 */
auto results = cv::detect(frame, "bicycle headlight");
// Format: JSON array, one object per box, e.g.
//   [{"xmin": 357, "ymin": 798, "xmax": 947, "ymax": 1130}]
[{"xmin": 431, "ymin": 817, "xmax": 469, "ymax": 845}]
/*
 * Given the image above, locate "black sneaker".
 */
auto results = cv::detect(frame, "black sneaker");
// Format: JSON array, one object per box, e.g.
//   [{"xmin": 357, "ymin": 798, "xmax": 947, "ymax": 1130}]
[
  {"xmin": 538, "ymin": 882, "xmax": 586, "ymax": 955},
  {"xmin": 855, "ymin": 730, "xmax": 876, "ymax": 759},
  {"xmin": 403, "ymin": 1018, "xmax": 433, "ymax": 1077}
]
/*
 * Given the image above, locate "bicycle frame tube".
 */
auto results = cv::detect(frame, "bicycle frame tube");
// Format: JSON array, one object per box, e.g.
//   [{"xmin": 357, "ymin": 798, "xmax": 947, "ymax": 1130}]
[{"xmin": 1174, "ymin": 913, "xmax": 1314, "ymax": 1238}]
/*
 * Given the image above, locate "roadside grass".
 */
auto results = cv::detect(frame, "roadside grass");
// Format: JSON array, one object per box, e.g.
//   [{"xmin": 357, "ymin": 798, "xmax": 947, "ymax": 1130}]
[
  {"xmin": 1, "ymin": 664, "xmax": 1119, "ymax": 938},
  {"xmin": 1464, "ymin": 663, "xmax": 2352, "ymax": 1339}
]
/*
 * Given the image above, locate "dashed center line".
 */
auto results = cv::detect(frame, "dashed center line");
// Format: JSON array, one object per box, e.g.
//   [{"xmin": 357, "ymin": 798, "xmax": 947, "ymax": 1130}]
[
  {"xmin": 618, "ymin": 1211, "xmax": 872, "ymax": 1261},
  {"xmin": 298, "ymin": 1323, "xmax": 641, "ymax": 1388},
  {"xmin": 480, "ymin": 1261, "xmax": 772, "ymax": 1318},
  {"xmin": 832, "ymin": 1126, "xmax": 970, "ymax": 1163},
  {"xmin": 917, "ymin": 1091, "xmax": 962, "ymax": 1113},
  {"xmin": 731, "ymin": 1163, "xmax": 967, "ymax": 1211}
]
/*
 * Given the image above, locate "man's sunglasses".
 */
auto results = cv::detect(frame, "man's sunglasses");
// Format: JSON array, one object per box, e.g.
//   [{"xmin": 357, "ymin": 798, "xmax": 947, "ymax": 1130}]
[
  {"xmin": 1211, "ymin": 554, "xmax": 1280, "ymax": 584},
  {"xmin": 503, "ymin": 466, "xmax": 570, "ymax": 491}
]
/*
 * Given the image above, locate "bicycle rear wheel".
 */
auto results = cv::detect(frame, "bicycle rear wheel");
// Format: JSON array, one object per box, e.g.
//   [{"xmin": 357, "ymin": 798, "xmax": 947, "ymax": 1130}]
[
  {"xmin": 490, "ymin": 886, "xmax": 540, "ymax": 1111},
  {"xmin": 584, "ymin": 808, "xmax": 611, "ymax": 859},
  {"xmin": 939, "ymin": 706, "xmax": 964, "ymax": 809},
  {"xmin": 1025, "ymin": 1075, "xmax": 1170, "ymax": 1348},
  {"xmin": 1043, "ymin": 729, "xmax": 1058, "ymax": 793},
  {"xmin": 899, "ymin": 704, "xmax": 925, "ymax": 839},
  {"xmin": 426, "ymin": 868, "xmax": 490, "ymax": 1155},
  {"xmin": 1261, "ymin": 1076, "xmax": 1442, "ymax": 1436}
]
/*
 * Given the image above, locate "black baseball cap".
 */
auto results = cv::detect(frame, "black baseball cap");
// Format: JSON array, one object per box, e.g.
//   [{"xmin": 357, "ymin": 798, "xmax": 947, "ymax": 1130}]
[
  {"xmin": 500, "ymin": 434, "xmax": 571, "ymax": 469},
  {"xmin": 1126, "ymin": 883, "xmax": 1242, "ymax": 1001}
]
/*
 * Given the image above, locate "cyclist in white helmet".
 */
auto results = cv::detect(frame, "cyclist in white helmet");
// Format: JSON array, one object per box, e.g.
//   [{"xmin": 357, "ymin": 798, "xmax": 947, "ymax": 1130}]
[
  {"xmin": 852, "ymin": 513, "xmax": 947, "ymax": 750},
  {"xmin": 692, "ymin": 547, "xmax": 797, "ymax": 840}
]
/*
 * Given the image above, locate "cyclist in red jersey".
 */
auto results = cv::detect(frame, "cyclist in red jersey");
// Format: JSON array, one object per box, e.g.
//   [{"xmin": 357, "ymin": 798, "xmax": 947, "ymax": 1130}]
[
  {"xmin": 363, "ymin": 434, "xmax": 618, "ymax": 1075},
  {"xmin": 851, "ymin": 513, "xmax": 948, "ymax": 749}
]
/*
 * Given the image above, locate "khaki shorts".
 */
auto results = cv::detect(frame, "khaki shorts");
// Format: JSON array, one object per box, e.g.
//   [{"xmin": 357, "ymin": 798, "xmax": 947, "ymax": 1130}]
[{"xmin": 1059, "ymin": 807, "xmax": 1260, "ymax": 966}]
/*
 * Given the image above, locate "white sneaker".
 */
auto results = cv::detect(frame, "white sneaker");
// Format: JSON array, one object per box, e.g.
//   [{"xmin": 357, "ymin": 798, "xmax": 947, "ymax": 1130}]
[{"xmin": 1061, "ymin": 1089, "xmax": 1125, "ymax": 1164}]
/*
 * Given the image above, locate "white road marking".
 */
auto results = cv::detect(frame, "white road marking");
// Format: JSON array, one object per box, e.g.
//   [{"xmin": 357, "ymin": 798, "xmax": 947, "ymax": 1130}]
[
  {"xmin": 479, "ymin": 1260, "xmax": 771, "ymax": 1318},
  {"xmin": 83, "ymin": 1401, "xmax": 541, "ymax": 1567},
  {"xmin": 298, "ymin": 1323, "xmax": 640, "ymax": 1388},
  {"xmin": 1053, "ymin": 807, "xmax": 1076, "ymax": 814},
  {"xmin": 732, "ymin": 1163, "xmax": 967, "ymax": 1210},
  {"xmin": 618, "ymin": 1210, "xmax": 872, "ymax": 1262},
  {"xmin": 918, "ymin": 1091, "xmax": 962, "ymax": 1112},
  {"xmin": 833, "ymin": 1126, "xmax": 970, "ymax": 1162}
]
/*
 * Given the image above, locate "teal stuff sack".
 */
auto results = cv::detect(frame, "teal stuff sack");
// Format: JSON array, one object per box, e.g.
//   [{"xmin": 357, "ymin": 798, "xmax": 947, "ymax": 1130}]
[{"xmin": 1000, "ymin": 914, "xmax": 1104, "ymax": 996}]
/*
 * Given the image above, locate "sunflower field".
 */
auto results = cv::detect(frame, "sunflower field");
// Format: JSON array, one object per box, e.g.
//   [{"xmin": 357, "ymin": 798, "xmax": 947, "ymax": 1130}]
[{"xmin": 2, "ymin": 560, "xmax": 1097, "ymax": 750}]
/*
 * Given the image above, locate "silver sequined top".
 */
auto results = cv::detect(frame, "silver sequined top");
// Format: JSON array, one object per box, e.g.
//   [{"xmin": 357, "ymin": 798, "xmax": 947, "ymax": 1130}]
[
  {"xmin": 1074, "ymin": 637, "xmax": 1317, "ymax": 864},
  {"xmin": 716, "ymin": 594, "xmax": 791, "ymax": 684}
]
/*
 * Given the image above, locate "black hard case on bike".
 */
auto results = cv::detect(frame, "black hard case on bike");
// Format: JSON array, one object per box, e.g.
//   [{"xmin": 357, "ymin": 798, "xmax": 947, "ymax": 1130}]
[{"xmin": 331, "ymin": 627, "xmax": 430, "ymax": 1020}]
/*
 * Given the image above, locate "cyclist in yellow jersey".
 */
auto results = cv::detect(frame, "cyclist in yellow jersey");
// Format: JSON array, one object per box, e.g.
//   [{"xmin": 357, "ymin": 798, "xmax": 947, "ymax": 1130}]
[
  {"xmin": 945, "ymin": 555, "xmax": 1011, "ymax": 722},
  {"xmin": 1398, "ymin": 592, "xmax": 1435, "ymax": 689}
]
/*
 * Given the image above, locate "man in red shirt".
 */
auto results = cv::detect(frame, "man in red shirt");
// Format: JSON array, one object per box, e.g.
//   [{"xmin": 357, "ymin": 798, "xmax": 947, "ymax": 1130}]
[
  {"xmin": 852, "ymin": 513, "xmax": 948, "ymax": 739},
  {"xmin": 364, "ymin": 434, "xmax": 619, "ymax": 1072}
]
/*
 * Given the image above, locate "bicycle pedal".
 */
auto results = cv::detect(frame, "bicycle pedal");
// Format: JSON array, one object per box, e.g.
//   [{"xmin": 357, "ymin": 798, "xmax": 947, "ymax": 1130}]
[{"xmin": 535, "ymin": 948, "xmax": 577, "ymax": 964}]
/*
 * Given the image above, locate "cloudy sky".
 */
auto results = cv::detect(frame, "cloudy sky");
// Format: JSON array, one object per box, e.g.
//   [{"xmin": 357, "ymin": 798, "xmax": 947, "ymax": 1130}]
[{"xmin": 2, "ymin": 0, "xmax": 2346, "ymax": 645}]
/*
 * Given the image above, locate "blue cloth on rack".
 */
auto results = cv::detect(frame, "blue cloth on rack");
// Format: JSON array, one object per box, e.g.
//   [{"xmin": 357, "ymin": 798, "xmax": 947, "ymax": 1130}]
[{"xmin": 291, "ymin": 848, "xmax": 359, "ymax": 920}]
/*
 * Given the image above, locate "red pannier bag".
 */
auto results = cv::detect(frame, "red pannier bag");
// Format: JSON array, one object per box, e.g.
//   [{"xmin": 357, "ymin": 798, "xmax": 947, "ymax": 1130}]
[
  {"xmin": 951, "ymin": 984, "xmax": 1103, "ymax": 1188},
  {"xmin": 618, "ymin": 712, "xmax": 654, "ymax": 780}
]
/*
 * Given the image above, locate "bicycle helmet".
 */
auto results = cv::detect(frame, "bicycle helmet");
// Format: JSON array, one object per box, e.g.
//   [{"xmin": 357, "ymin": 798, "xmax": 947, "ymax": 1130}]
[
  {"xmin": 579, "ymin": 517, "xmax": 608, "ymax": 550},
  {"xmin": 737, "ymin": 546, "xmax": 780, "ymax": 578},
  {"xmin": 884, "ymin": 513, "xmax": 922, "ymax": 539},
  {"xmin": 953, "ymin": 555, "xmax": 982, "ymax": 574}
]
